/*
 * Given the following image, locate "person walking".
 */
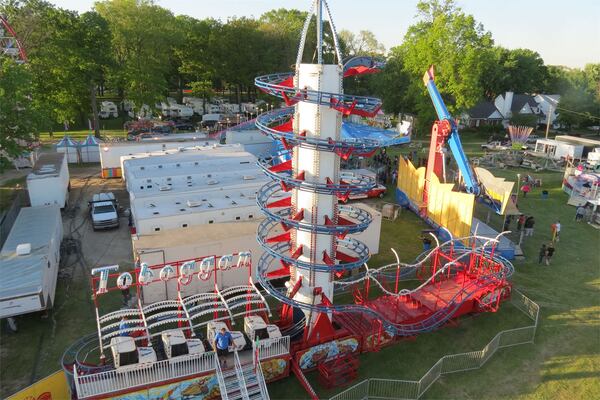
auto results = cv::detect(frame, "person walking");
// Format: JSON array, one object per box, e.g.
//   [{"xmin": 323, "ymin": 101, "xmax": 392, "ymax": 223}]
[
  {"xmin": 552, "ymin": 220, "xmax": 561, "ymax": 242},
  {"xmin": 521, "ymin": 183, "xmax": 531, "ymax": 198},
  {"xmin": 214, "ymin": 327, "xmax": 233, "ymax": 368},
  {"xmin": 538, "ymin": 244, "xmax": 547, "ymax": 265},
  {"xmin": 524, "ymin": 216, "xmax": 535, "ymax": 237},
  {"xmin": 575, "ymin": 206, "xmax": 585, "ymax": 222},
  {"xmin": 546, "ymin": 243, "xmax": 555, "ymax": 265},
  {"xmin": 517, "ymin": 214, "xmax": 526, "ymax": 232}
]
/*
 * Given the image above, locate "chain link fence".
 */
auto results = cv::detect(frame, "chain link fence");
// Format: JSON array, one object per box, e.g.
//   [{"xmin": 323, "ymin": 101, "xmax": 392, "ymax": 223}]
[{"xmin": 330, "ymin": 290, "xmax": 539, "ymax": 400}]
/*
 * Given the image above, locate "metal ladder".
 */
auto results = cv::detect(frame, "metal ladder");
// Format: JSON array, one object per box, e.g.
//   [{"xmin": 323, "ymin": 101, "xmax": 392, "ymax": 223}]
[{"xmin": 215, "ymin": 351, "xmax": 270, "ymax": 400}]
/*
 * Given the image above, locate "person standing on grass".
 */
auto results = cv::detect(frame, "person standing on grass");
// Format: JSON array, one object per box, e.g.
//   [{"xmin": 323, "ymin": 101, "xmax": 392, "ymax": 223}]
[
  {"xmin": 521, "ymin": 183, "xmax": 531, "ymax": 198},
  {"xmin": 524, "ymin": 216, "xmax": 535, "ymax": 237},
  {"xmin": 552, "ymin": 220, "xmax": 561, "ymax": 242},
  {"xmin": 546, "ymin": 243, "xmax": 555, "ymax": 265},
  {"xmin": 575, "ymin": 206, "xmax": 585, "ymax": 221},
  {"xmin": 538, "ymin": 244, "xmax": 547, "ymax": 265},
  {"xmin": 517, "ymin": 214, "xmax": 526, "ymax": 231}
]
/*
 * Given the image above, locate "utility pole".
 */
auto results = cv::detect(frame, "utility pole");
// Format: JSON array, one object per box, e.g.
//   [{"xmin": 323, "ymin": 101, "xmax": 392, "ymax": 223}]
[{"xmin": 545, "ymin": 105, "xmax": 553, "ymax": 139}]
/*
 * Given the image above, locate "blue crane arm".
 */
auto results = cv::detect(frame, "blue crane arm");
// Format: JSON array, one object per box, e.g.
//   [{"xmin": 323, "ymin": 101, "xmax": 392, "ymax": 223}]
[{"xmin": 424, "ymin": 71, "xmax": 480, "ymax": 195}]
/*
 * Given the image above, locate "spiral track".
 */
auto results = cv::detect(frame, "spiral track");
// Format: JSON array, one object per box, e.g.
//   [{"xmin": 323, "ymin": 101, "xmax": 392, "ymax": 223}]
[{"xmin": 254, "ymin": 0, "xmax": 513, "ymax": 338}]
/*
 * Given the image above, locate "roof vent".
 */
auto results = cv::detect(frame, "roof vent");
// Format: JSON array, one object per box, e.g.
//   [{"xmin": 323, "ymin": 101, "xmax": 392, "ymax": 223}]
[
  {"xmin": 207, "ymin": 179, "xmax": 219, "ymax": 185},
  {"xmin": 187, "ymin": 200, "xmax": 202, "ymax": 207},
  {"xmin": 159, "ymin": 185, "xmax": 172, "ymax": 191},
  {"xmin": 16, "ymin": 243, "xmax": 31, "ymax": 256},
  {"xmin": 243, "ymin": 175, "xmax": 255, "ymax": 180}
]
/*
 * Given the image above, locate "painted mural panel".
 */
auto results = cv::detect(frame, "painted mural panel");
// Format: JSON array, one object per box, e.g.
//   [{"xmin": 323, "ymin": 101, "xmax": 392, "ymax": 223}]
[
  {"xmin": 296, "ymin": 337, "xmax": 359, "ymax": 370},
  {"xmin": 111, "ymin": 373, "xmax": 219, "ymax": 400}
]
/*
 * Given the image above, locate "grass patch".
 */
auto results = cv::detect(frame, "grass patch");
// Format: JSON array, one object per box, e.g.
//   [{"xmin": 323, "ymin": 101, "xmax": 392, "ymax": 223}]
[
  {"xmin": 0, "ymin": 145, "xmax": 598, "ymax": 399},
  {"xmin": 0, "ymin": 176, "xmax": 26, "ymax": 212}
]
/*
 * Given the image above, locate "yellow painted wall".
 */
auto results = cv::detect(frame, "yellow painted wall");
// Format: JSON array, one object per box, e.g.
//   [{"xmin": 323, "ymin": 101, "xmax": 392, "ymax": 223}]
[
  {"xmin": 397, "ymin": 158, "xmax": 474, "ymax": 239},
  {"xmin": 7, "ymin": 371, "xmax": 69, "ymax": 400}
]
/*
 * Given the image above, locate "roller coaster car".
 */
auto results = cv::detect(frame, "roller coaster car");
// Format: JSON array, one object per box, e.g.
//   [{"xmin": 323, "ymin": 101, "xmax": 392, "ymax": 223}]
[
  {"xmin": 161, "ymin": 329, "xmax": 205, "ymax": 359},
  {"xmin": 110, "ymin": 336, "xmax": 156, "ymax": 369},
  {"xmin": 346, "ymin": 184, "xmax": 387, "ymax": 201},
  {"xmin": 244, "ymin": 315, "xmax": 282, "ymax": 342},
  {"xmin": 207, "ymin": 321, "xmax": 246, "ymax": 351}
]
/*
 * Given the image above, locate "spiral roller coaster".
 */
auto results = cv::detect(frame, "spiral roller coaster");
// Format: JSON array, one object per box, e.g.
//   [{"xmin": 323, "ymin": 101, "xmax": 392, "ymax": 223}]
[{"xmin": 254, "ymin": 0, "xmax": 514, "ymax": 344}]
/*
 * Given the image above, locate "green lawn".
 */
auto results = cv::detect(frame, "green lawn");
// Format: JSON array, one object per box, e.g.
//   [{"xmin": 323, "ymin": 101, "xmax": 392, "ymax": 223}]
[
  {"xmin": 1, "ymin": 158, "xmax": 598, "ymax": 398},
  {"xmin": 38, "ymin": 129, "xmax": 127, "ymax": 144},
  {"xmin": 0, "ymin": 176, "xmax": 26, "ymax": 212},
  {"xmin": 269, "ymin": 168, "xmax": 599, "ymax": 399}
]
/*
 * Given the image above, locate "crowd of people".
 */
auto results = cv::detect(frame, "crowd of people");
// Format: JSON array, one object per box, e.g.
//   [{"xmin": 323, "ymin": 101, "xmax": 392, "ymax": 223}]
[{"xmin": 370, "ymin": 148, "xmax": 399, "ymax": 185}]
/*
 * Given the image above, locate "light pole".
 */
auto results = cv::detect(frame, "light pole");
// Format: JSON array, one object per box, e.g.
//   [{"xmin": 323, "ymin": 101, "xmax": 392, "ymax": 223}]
[{"xmin": 515, "ymin": 173, "xmax": 521, "ymax": 207}]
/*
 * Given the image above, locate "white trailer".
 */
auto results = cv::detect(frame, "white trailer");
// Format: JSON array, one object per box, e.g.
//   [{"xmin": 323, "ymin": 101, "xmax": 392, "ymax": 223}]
[
  {"xmin": 99, "ymin": 101, "xmax": 118, "ymax": 119},
  {"xmin": 99, "ymin": 138, "xmax": 215, "ymax": 178},
  {"xmin": 225, "ymin": 129, "xmax": 273, "ymax": 157},
  {"xmin": 27, "ymin": 153, "xmax": 70, "ymax": 208},
  {"xmin": 534, "ymin": 138, "xmax": 583, "ymax": 160},
  {"xmin": 0, "ymin": 205, "xmax": 62, "ymax": 318}
]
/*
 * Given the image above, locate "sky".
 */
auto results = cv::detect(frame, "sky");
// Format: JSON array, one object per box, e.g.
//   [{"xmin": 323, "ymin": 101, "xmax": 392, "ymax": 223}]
[{"xmin": 49, "ymin": 0, "xmax": 600, "ymax": 68}]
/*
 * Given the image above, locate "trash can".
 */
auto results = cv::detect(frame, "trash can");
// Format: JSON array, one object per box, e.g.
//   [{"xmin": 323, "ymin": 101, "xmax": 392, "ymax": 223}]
[{"xmin": 541, "ymin": 190, "xmax": 549, "ymax": 199}]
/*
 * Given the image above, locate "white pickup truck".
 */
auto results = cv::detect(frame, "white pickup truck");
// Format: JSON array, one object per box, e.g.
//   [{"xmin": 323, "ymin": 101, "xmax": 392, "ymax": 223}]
[{"xmin": 89, "ymin": 193, "xmax": 120, "ymax": 230}]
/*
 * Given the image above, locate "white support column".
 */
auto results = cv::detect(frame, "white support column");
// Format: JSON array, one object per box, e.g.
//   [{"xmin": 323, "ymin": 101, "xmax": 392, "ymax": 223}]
[{"xmin": 292, "ymin": 63, "xmax": 343, "ymax": 328}]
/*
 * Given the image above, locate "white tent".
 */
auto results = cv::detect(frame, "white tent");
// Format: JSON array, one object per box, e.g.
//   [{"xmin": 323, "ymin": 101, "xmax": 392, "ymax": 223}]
[
  {"xmin": 56, "ymin": 135, "xmax": 79, "ymax": 163},
  {"xmin": 79, "ymin": 134, "xmax": 101, "ymax": 163}
]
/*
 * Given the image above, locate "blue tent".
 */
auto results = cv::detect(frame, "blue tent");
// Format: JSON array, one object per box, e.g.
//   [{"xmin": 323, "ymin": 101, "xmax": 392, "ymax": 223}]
[{"xmin": 56, "ymin": 135, "xmax": 79, "ymax": 163}]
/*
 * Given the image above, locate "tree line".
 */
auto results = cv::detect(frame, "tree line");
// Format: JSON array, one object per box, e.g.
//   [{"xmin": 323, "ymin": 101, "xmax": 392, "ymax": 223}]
[{"xmin": 1, "ymin": 0, "xmax": 598, "ymax": 159}]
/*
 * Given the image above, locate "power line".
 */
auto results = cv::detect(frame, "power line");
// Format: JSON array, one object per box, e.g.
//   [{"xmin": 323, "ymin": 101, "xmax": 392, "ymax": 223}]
[{"xmin": 554, "ymin": 105, "xmax": 600, "ymax": 121}]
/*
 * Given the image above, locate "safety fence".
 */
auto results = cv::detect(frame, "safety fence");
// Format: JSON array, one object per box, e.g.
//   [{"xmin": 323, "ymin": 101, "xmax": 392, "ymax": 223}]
[
  {"xmin": 254, "ymin": 335, "xmax": 291, "ymax": 360},
  {"xmin": 329, "ymin": 290, "xmax": 539, "ymax": 400},
  {"xmin": 74, "ymin": 351, "xmax": 216, "ymax": 399}
]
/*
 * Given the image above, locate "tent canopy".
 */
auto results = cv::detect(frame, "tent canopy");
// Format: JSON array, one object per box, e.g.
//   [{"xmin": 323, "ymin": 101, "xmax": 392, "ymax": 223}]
[
  {"xmin": 341, "ymin": 122, "xmax": 410, "ymax": 147},
  {"xmin": 56, "ymin": 135, "xmax": 78, "ymax": 148},
  {"xmin": 80, "ymin": 134, "xmax": 100, "ymax": 147}
]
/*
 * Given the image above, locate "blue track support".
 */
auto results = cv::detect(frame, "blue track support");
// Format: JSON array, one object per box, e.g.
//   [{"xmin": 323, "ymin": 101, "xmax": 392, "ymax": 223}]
[{"xmin": 425, "ymin": 75, "xmax": 480, "ymax": 195}]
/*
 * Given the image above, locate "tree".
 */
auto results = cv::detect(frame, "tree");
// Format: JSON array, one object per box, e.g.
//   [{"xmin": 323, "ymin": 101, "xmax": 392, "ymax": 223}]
[
  {"xmin": 0, "ymin": 59, "xmax": 45, "ymax": 161},
  {"xmin": 339, "ymin": 30, "xmax": 385, "ymax": 57},
  {"xmin": 189, "ymin": 80, "xmax": 214, "ymax": 114},
  {"xmin": 386, "ymin": 0, "xmax": 494, "ymax": 131},
  {"xmin": 95, "ymin": 0, "xmax": 176, "ymax": 114},
  {"xmin": 78, "ymin": 11, "xmax": 113, "ymax": 137},
  {"xmin": 482, "ymin": 47, "xmax": 547, "ymax": 99}
]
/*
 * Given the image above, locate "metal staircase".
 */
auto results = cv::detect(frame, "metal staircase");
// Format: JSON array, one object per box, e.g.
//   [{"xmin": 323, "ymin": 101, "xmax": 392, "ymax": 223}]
[{"xmin": 215, "ymin": 351, "xmax": 270, "ymax": 400}]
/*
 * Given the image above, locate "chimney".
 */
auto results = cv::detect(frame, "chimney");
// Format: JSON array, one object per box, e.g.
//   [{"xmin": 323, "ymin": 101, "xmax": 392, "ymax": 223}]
[{"xmin": 503, "ymin": 92, "xmax": 514, "ymax": 118}]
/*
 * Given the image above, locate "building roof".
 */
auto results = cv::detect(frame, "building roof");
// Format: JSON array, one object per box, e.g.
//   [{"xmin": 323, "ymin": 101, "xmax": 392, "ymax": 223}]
[
  {"xmin": 28, "ymin": 153, "xmax": 65, "ymax": 180},
  {"xmin": 131, "ymin": 183, "xmax": 263, "ymax": 221},
  {"xmin": 555, "ymin": 135, "xmax": 600, "ymax": 147},
  {"xmin": 511, "ymin": 94, "xmax": 538, "ymax": 114},
  {"xmin": 466, "ymin": 101, "xmax": 503, "ymax": 119},
  {"xmin": 124, "ymin": 147, "xmax": 266, "ymax": 198},
  {"xmin": 0, "ymin": 206, "xmax": 61, "ymax": 300}
]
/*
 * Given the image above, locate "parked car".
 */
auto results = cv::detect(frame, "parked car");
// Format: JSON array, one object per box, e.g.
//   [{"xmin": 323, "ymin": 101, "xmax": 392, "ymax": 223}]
[
  {"xmin": 481, "ymin": 141, "xmax": 509, "ymax": 151},
  {"xmin": 346, "ymin": 184, "xmax": 387, "ymax": 201}
]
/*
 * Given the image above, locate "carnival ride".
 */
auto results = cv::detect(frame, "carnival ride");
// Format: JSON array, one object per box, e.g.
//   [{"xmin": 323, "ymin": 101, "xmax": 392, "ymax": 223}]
[
  {"xmin": 0, "ymin": 15, "xmax": 27, "ymax": 62},
  {"xmin": 59, "ymin": 1, "xmax": 516, "ymax": 399}
]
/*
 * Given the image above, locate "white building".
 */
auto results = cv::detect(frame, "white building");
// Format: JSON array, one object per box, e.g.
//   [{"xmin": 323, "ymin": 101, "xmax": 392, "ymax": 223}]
[
  {"xmin": 99, "ymin": 137, "xmax": 216, "ymax": 178},
  {"xmin": 533, "ymin": 138, "xmax": 583, "ymax": 160}
]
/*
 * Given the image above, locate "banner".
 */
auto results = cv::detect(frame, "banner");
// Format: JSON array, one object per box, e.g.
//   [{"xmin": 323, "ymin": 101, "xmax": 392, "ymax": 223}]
[{"xmin": 7, "ymin": 371, "xmax": 69, "ymax": 400}]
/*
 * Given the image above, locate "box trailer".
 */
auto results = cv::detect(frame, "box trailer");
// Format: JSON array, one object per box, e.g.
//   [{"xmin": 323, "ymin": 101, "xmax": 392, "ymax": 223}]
[
  {"xmin": 27, "ymin": 152, "xmax": 70, "ymax": 208},
  {"xmin": 0, "ymin": 205, "xmax": 62, "ymax": 318}
]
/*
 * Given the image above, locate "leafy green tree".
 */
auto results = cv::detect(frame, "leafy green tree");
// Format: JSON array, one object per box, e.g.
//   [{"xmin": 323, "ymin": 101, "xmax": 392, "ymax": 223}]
[
  {"xmin": 0, "ymin": 59, "xmax": 45, "ymax": 160},
  {"xmin": 383, "ymin": 0, "xmax": 493, "ymax": 132},
  {"xmin": 78, "ymin": 11, "xmax": 113, "ymax": 137},
  {"xmin": 339, "ymin": 30, "xmax": 385, "ymax": 57},
  {"xmin": 95, "ymin": 0, "xmax": 176, "ymax": 115},
  {"xmin": 189, "ymin": 80, "xmax": 214, "ymax": 114},
  {"xmin": 482, "ymin": 47, "xmax": 547, "ymax": 98}
]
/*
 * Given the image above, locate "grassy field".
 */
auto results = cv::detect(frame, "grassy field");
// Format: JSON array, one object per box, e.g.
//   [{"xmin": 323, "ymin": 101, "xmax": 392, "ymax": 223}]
[{"xmin": 1, "ymin": 153, "xmax": 598, "ymax": 398}]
